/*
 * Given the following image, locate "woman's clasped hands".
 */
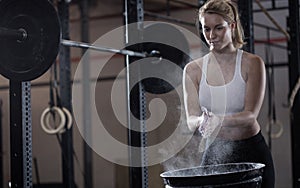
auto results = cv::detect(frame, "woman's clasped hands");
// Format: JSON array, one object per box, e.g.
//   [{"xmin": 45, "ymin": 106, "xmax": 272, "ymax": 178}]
[{"xmin": 198, "ymin": 107, "xmax": 221, "ymax": 138}]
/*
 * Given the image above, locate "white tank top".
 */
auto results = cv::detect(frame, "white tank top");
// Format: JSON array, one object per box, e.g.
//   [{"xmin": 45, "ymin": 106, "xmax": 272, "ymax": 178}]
[{"xmin": 199, "ymin": 49, "xmax": 246, "ymax": 115}]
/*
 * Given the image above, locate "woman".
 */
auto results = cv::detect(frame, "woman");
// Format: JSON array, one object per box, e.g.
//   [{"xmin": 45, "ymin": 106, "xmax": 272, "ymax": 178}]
[{"xmin": 183, "ymin": 0, "xmax": 275, "ymax": 187}]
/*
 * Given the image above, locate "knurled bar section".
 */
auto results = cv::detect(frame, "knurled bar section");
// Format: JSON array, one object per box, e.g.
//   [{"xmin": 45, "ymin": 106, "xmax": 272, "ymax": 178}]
[{"xmin": 22, "ymin": 82, "xmax": 32, "ymax": 188}]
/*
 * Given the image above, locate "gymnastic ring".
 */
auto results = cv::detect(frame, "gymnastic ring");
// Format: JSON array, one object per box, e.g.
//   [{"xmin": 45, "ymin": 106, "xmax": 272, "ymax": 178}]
[
  {"xmin": 57, "ymin": 107, "xmax": 73, "ymax": 134},
  {"xmin": 41, "ymin": 107, "xmax": 66, "ymax": 134},
  {"xmin": 265, "ymin": 119, "xmax": 284, "ymax": 139},
  {"xmin": 45, "ymin": 107, "xmax": 72, "ymax": 134},
  {"xmin": 42, "ymin": 107, "xmax": 72, "ymax": 134},
  {"xmin": 44, "ymin": 107, "xmax": 73, "ymax": 134},
  {"xmin": 40, "ymin": 106, "xmax": 66, "ymax": 134}
]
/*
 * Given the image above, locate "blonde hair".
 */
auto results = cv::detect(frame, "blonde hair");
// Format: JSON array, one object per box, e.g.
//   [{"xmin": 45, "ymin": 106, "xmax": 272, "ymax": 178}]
[{"xmin": 199, "ymin": 0, "xmax": 245, "ymax": 49}]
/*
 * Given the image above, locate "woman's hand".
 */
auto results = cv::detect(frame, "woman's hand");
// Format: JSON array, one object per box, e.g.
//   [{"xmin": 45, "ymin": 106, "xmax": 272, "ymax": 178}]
[
  {"xmin": 197, "ymin": 107, "xmax": 210, "ymax": 135},
  {"xmin": 198, "ymin": 108, "xmax": 221, "ymax": 138}
]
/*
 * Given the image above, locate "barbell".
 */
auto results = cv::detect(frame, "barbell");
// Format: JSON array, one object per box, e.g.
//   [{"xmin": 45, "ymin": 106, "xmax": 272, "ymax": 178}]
[{"xmin": 0, "ymin": 0, "xmax": 189, "ymax": 94}]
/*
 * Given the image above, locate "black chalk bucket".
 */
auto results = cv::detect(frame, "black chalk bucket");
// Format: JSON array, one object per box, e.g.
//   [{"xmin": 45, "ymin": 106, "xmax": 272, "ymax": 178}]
[{"xmin": 160, "ymin": 162, "xmax": 265, "ymax": 188}]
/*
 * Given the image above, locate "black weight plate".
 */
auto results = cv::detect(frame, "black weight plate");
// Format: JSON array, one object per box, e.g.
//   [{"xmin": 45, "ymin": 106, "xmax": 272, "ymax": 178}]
[
  {"xmin": 141, "ymin": 23, "xmax": 190, "ymax": 94},
  {"xmin": 0, "ymin": 0, "xmax": 61, "ymax": 81}
]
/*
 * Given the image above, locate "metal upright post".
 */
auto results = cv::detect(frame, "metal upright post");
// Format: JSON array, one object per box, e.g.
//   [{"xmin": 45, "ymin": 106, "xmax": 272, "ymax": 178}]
[
  {"xmin": 57, "ymin": 1, "xmax": 75, "ymax": 188},
  {"xmin": 124, "ymin": 0, "xmax": 149, "ymax": 188},
  {"xmin": 79, "ymin": 0, "xmax": 93, "ymax": 187},
  {"xmin": 238, "ymin": 0, "xmax": 254, "ymax": 53},
  {"xmin": 10, "ymin": 81, "xmax": 32, "ymax": 188},
  {"xmin": 288, "ymin": 1, "xmax": 300, "ymax": 187},
  {"xmin": 0, "ymin": 99, "xmax": 3, "ymax": 188}
]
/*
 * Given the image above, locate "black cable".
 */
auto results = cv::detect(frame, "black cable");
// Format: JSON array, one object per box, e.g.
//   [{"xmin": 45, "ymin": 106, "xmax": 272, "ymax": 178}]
[
  {"xmin": 270, "ymin": 54, "xmax": 277, "ymax": 124},
  {"xmin": 49, "ymin": 67, "xmax": 55, "ymax": 108},
  {"xmin": 47, "ymin": 63, "xmax": 91, "ymax": 187},
  {"xmin": 54, "ymin": 134, "xmax": 91, "ymax": 188},
  {"xmin": 266, "ymin": 48, "xmax": 278, "ymax": 151},
  {"xmin": 33, "ymin": 158, "xmax": 40, "ymax": 185},
  {"xmin": 265, "ymin": 32, "xmax": 273, "ymax": 150},
  {"xmin": 53, "ymin": 62, "xmax": 62, "ymax": 108}
]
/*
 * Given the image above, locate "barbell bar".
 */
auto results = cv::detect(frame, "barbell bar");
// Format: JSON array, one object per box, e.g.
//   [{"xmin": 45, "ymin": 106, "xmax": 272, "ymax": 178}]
[
  {"xmin": 61, "ymin": 39, "xmax": 160, "ymax": 58},
  {"xmin": 0, "ymin": 27, "xmax": 27, "ymax": 41},
  {"xmin": 0, "ymin": 27, "xmax": 160, "ymax": 58},
  {"xmin": 0, "ymin": 0, "xmax": 189, "ymax": 94}
]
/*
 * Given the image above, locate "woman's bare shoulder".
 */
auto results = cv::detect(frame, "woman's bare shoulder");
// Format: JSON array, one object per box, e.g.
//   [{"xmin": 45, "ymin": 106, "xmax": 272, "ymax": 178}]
[
  {"xmin": 242, "ymin": 51, "xmax": 265, "ymax": 71},
  {"xmin": 184, "ymin": 57, "xmax": 205, "ymax": 83},
  {"xmin": 242, "ymin": 51, "xmax": 264, "ymax": 64},
  {"xmin": 185, "ymin": 57, "xmax": 205, "ymax": 73}
]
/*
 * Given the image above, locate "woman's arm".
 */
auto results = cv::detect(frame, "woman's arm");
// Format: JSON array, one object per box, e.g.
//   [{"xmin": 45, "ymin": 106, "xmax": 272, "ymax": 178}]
[
  {"xmin": 183, "ymin": 60, "xmax": 208, "ymax": 132},
  {"xmin": 222, "ymin": 54, "xmax": 266, "ymax": 128}
]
